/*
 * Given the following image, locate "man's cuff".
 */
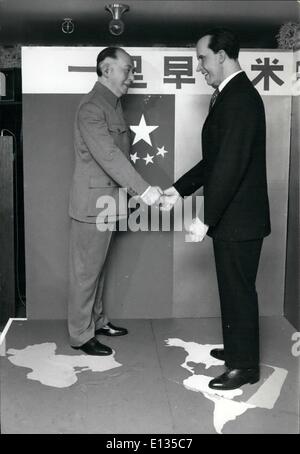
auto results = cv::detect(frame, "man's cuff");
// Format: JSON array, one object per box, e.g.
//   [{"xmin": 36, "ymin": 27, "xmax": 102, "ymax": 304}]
[
  {"xmin": 172, "ymin": 186, "xmax": 180, "ymax": 197},
  {"xmin": 173, "ymin": 182, "xmax": 185, "ymax": 198},
  {"xmin": 140, "ymin": 185, "xmax": 151, "ymax": 199}
]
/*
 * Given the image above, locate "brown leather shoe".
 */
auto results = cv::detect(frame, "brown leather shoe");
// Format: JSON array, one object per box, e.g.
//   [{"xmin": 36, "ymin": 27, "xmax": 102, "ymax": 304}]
[
  {"xmin": 72, "ymin": 337, "xmax": 112, "ymax": 356},
  {"xmin": 209, "ymin": 367, "xmax": 260, "ymax": 390}
]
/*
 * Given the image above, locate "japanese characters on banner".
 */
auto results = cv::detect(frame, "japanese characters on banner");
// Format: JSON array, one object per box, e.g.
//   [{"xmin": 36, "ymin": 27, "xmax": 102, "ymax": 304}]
[{"xmin": 22, "ymin": 47, "xmax": 293, "ymax": 96}]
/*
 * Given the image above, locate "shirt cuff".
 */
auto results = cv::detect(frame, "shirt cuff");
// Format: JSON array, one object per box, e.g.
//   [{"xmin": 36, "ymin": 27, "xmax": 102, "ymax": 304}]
[{"xmin": 140, "ymin": 185, "xmax": 151, "ymax": 199}]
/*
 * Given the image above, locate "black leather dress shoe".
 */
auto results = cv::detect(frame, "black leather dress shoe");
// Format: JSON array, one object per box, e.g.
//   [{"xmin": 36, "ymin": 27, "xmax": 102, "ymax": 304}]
[
  {"xmin": 210, "ymin": 348, "xmax": 225, "ymax": 361},
  {"xmin": 72, "ymin": 337, "xmax": 112, "ymax": 356},
  {"xmin": 209, "ymin": 367, "xmax": 260, "ymax": 390},
  {"xmin": 95, "ymin": 322, "xmax": 128, "ymax": 337}
]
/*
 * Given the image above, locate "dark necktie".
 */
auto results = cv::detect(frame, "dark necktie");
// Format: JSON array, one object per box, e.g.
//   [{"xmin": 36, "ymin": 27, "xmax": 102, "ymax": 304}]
[{"xmin": 209, "ymin": 87, "xmax": 219, "ymax": 112}]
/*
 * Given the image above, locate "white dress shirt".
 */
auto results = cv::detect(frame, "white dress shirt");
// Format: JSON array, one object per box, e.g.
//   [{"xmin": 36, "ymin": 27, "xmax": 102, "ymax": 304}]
[{"xmin": 218, "ymin": 70, "xmax": 244, "ymax": 92}]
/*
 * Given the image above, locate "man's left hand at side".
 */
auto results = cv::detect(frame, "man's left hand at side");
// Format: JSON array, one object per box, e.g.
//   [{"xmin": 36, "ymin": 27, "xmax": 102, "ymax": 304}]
[{"xmin": 186, "ymin": 217, "xmax": 209, "ymax": 242}]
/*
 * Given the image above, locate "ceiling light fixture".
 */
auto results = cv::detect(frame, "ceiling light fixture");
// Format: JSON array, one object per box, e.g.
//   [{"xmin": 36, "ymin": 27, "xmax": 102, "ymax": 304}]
[
  {"xmin": 62, "ymin": 18, "xmax": 75, "ymax": 34},
  {"xmin": 105, "ymin": 4, "xmax": 129, "ymax": 36}
]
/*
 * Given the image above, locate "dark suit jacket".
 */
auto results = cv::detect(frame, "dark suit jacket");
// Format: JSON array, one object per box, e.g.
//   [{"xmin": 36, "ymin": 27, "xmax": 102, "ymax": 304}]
[{"xmin": 174, "ymin": 72, "xmax": 271, "ymax": 241}]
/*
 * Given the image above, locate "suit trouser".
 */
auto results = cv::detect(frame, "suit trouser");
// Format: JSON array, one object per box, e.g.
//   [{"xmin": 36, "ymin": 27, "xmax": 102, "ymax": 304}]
[
  {"xmin": 213, "ymin": 238, "xmax": 263, "ymax": 369},
  {"xmin": 68, "ymin": 219, "xmax": 115, "ymax": 347}
]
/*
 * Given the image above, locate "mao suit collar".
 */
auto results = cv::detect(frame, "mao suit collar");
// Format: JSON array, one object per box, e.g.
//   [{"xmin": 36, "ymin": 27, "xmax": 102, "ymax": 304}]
[{"xmin": 93, "ymin": 81, "xmax": 120, "ymax": 109}]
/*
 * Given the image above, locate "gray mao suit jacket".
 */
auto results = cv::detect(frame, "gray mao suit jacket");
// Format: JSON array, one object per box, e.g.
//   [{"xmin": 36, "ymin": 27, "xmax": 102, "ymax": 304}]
[{"xmin": 69, "ymin": 81, "xmax": 148, "ymax": 224}]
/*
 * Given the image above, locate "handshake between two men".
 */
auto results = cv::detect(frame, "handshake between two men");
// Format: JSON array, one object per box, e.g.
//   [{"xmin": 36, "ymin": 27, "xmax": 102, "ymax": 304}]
[{"xmin": 140, "ymin": 185, "xmax": 209, "ymax": 242}]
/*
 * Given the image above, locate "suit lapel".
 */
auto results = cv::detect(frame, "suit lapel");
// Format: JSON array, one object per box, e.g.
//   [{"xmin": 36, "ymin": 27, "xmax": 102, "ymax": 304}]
[{"xmin": 205, "ymin": 71, "xmax": 248, "ymax": 120}]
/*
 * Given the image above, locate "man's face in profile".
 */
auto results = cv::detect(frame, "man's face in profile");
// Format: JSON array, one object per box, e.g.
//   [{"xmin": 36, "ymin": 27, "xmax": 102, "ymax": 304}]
[
  {"xmin": 108, "ymin": 50, "xmax": 135, "ymax": 97},
  {"xmin": 196, "ymin": 35, "xmax": 223, "ymax": 89}
]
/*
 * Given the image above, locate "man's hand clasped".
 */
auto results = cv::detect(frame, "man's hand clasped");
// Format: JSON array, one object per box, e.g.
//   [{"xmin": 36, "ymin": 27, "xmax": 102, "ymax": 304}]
[
  {"xmin": 140, "ymin": 185, "xmax": 180, "ymax": 208},
  {"xmin": 140, "ymin": 186, "xmax": 163, "ymax": 206},
  {"xmin": 159, "ymin": 186, "xmax": 180, "ymax": 211}
]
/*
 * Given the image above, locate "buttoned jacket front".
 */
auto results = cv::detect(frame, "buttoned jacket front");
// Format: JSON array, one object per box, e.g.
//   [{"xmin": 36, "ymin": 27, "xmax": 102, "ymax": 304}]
[{"xmin": 174, "ymin": 72, "xmax": 271, "ymax": 241}]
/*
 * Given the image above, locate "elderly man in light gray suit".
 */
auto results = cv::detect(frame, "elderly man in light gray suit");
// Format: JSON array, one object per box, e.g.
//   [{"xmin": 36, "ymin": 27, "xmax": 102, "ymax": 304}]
[{"xmin": 68, "ymin": 47, "xmax": 161, "ymax": 355}]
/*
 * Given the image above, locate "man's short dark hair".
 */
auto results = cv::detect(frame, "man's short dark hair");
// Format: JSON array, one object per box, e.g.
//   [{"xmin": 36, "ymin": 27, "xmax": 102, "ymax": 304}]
[
  {"xmin": 96, "ymin": 47, "xmax": 123, "ymax": 76},
  {"xmin": 202, "ymin": 28, "xmax": 240, "ymax": 60}
]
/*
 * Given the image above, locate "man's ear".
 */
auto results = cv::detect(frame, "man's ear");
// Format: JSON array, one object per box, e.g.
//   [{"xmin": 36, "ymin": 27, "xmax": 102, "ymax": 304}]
[
  {"xmin": 218, "ymin": 50, "xmax": 226, "ymax": 64},
  {"xmin": 102, "ymin": 62, "xmax": 111, "ymax": 78}
]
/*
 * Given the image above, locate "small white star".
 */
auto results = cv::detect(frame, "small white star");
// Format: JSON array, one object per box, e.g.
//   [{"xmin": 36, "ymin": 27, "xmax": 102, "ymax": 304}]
[
  {"xmin": 130, "ymin": 114, "xmax": 159, "ymax": 146},
  {"xmin": 156, "ymin": 146, "xmax": 168, "ymax": 158},
  {"xmin": 130, "ymin": 152, "xmax": 140, "ymax": 164},
  {"xmin": 143, "ymin": 153, "xmax": 154, "ymax": 165}
]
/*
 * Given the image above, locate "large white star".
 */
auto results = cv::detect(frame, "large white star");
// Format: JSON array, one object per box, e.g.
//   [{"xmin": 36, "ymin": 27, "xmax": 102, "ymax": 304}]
[
  {"xmin": 156, "ymin": 146, "xmax": 168, "ymax": 158},
  {"xmin": 130, "ymin": 114, "xmax": 159, "ymax": 146},
  {"xmin": 143, "ymin": 153, "xmax": 154, "ymax": 165},
  {"xmin": 130, "ymin": 152, "xmax": 140, "ymax": 164}
]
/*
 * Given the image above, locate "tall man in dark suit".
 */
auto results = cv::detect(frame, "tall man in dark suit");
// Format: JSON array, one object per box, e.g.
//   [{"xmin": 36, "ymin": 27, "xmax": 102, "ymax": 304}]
[
  {"xmin": 68, "ymin": 47, "xmax": 162, "ymax": 355},
  {"xmin": 161, "ymin": 28, "xmax": 271, "ymax": 390}
]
